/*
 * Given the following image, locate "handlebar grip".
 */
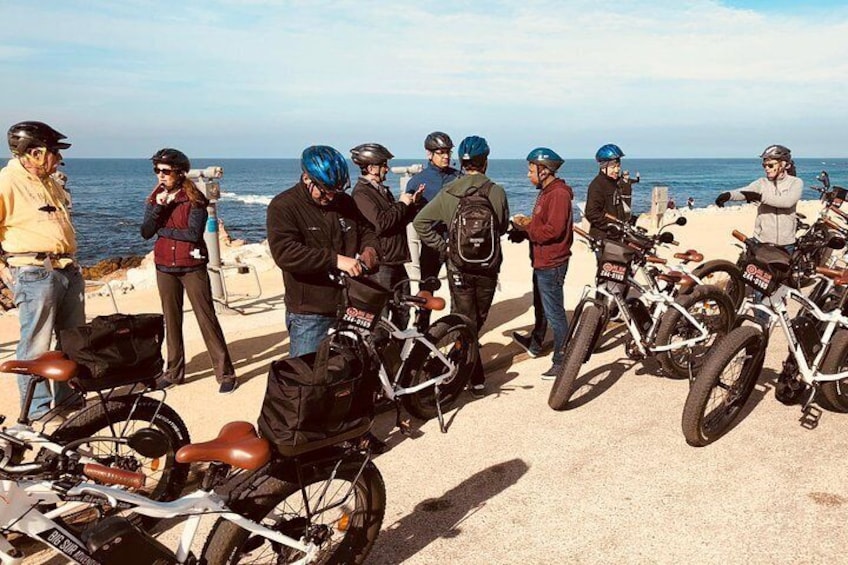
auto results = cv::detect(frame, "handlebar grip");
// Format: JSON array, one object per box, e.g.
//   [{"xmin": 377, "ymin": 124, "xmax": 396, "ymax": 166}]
[
  {"xmin": 414, "ymin": 291, "xmax": 446, "ymax": 311},
  {"xmin": 83, "ymin": 463, "xmax": 145, "ymax": 489},
  {"xmin": 646, "ymin": 256, "xmax": 667, "ymax": 265},
  {"xmin": 573, "ymin": 225, "xmax": 589, "ymax": 238},
  {"xmin": 732, "ymin": 230, "xmax": 747, "ymax": 242},
  {"xmin": 830, "ymin": 206, "xmax": 848, "ymax": 220},
  {"xmin": 816, "ymin": 266, "xmax": 846, "ymax": 280},
  {"xmin": 823, "ymin": 217, "xmax": 845, "ymax": 231},
  {"xmin": 604, "ymin": 213, "xmax": 620, "ymax": 222}
]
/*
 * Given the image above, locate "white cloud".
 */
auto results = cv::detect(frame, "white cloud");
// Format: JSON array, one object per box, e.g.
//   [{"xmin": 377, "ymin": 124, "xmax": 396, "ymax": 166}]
[{"xmin": 0, "ymin": 0, "xmax": 846, "ymax": 156}]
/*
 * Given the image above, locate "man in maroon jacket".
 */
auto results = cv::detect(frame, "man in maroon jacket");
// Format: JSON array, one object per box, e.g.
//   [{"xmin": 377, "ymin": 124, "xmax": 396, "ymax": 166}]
[{"xmin": 510, "ymin": 147, "xmax": 574, "ymax": 378}]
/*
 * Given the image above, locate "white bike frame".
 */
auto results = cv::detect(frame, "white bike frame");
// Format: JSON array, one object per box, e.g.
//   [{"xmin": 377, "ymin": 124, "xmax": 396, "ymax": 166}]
[
  {"xmin": 745, "ymin": 284, "xmax": 848, "ymax": 386},
  {"xmin": 585, "ymin": 271, "xmax": 713, "ymax": 358},
  {"xmin": 333, "ymin": 320, "xmax": 458, "ymax": 403},
  {"xmin": 0, "ymin": 477, "xmax": 318, "ymax": 565}
]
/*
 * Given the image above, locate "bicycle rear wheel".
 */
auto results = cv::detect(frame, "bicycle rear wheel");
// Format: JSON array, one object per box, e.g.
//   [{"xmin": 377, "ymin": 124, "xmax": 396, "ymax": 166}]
[
  {"xmin": 681, "ymin": 326, "xmax": 765, "ymax": 446},
  {"xmin": 202, "ymin": 459, "xmax": 385, "ymax": 565},
  {"xmin": 50, "ymin": 397, "xmax": 191, "ymax": 501},
  {"xmin": 402, "ymin": 314, "xmax": 478, "ymax": 420},
  {"xmin": 655, "ymin": 284, "xmax": 735, "ymax": 379},
  {"xmin": 691, "ymin": 260, "xmax": 745, "ymax": 311},
  {"xmin": 819, "ymin": 328, "xmax": 848, "ymax": 412}
]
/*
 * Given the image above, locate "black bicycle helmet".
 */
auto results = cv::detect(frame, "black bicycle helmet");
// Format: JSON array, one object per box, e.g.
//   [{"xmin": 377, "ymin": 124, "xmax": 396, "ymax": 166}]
[
  {"xmin": 759, "ymin": 144, "xmax": 792, "ymax": 162},
  {"xmin": 350, "ymin": 143, "xmax": 394, "ymax": 168},
  {"xmin": 7, "ymin": 121, "xmax": 71, "ymax": 155},
  {"xmin": 151, "ymin": 148, "xmax": 191, "ymax": 172},
  {"xmin": 424, "ymin": 131, "xmax": 454, "ymax": 152}
]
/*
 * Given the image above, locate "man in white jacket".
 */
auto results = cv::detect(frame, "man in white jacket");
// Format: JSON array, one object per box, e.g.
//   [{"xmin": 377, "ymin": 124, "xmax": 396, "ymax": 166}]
[{"xmin": 714, "ymin": 144, "xmax": 803, "ymax": 249}]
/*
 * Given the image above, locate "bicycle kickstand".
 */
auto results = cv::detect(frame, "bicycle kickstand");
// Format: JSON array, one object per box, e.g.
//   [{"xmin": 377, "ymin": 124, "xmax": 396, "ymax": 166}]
[{"xmin": 435, "ymin": 387, "xmax": 448, "ymax": 434}]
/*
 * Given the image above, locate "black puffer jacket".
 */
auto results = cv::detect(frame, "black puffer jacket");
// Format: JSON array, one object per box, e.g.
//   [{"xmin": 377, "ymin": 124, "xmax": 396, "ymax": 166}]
[
  {"xmin": 267, "ymin": 182, "xmax": 379, "ymax": 316},
  {"xmin": 351, "ymin": 177, "xmax": 419, "ymax": 265},
  {"xmin": 585, "ymin": 173, "xmax": 627, "ymax": 239}
]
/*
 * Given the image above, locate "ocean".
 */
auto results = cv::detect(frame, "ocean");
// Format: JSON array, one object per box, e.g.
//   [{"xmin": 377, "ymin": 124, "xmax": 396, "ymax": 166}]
[{"xmin": 55, "ymin": 158, "xmax": 848, "ymax": 265}]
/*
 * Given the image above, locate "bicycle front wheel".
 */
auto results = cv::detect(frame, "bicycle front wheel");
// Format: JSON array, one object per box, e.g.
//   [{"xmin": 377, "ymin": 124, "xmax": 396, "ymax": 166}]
[
  {"xmin": 402, "ymin": 314, "xmax": 478, "ymax": 420},
  {"xmin": 548, "ymin": 304, "xmax": 602, "ymax": 411},
  {"xmin": 202, "ymin": 459, "xmax": 386, "ymax": 565},
  {"xmin": 681, "ymin": 326, "xmax": 765, "ymax": 446}
]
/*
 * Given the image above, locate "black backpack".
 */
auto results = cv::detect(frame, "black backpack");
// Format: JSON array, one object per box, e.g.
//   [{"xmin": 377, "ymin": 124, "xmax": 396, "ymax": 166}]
[{"xmin": 448, "ymin": 181, "xmax": 501, "ymax": 273}]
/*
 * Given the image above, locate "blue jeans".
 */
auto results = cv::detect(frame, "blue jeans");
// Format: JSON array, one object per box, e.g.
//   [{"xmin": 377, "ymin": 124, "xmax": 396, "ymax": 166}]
[
  {"xmin": 12, "ymin": 265, "xmax": 85, "ymax": 419},
  {"xmin": 535, "ymin": 262, "xmax": 570, "ymax": 364},
  {"xmin": 285, "ymin": 312, "xmax": 335, "ymax": 358}
]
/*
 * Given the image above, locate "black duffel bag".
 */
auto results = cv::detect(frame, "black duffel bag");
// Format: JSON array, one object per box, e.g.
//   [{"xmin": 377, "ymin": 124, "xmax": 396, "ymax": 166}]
[
  {"xmin": 60, "ymin": 313, "xmax": 164, "ymax": 391},
  {"xmin": 258, "ymin": 333, "xmax": 376, "ymax": 457}
]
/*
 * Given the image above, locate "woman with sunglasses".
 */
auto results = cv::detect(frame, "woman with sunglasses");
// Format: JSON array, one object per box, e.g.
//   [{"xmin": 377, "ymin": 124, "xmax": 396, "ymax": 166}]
[
  {"xmin": 141, "ymin": 148, "xmax": 237, "ymax": 394},
  {"xmin": 714, "ymin": 144, "xmax": 803, "ymax": 251}
]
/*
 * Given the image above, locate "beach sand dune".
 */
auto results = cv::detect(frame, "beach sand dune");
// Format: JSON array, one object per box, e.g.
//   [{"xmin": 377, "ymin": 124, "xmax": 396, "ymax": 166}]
[{"xmin": 2, "ymin": 200, "xmax": 848, "ymax": 564}]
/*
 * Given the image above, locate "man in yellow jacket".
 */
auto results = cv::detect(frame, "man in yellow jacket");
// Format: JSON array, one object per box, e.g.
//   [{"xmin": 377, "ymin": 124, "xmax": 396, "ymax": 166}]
[{"xmin": 0, "ymin": 121, "xmax": 84, "ymax": 419}]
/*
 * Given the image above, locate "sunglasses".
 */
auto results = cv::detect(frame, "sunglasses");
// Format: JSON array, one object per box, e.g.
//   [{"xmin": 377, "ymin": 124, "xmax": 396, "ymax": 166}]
[
  {"xmin": 153, "ymin": 167, "xmax": 177, "ymax": 176},
  {"xmin": 433, "ymin": 149, "xmax": 452, "ymax": 156},
  {"xmin": 762, "ymin": 162, "xmax": 781, "ymax": 170}
]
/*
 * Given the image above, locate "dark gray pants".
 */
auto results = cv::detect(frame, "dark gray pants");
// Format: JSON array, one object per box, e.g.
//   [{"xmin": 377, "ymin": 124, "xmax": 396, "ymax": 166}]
[
  {"xmin": 369, "ymin": 264, "xmax": 410, "ymax": 329},
  {"xmin": 156, "ymin": 268, "xmax": 235, "ymax": 384},
  {"xmin": 447, "ymin": 270, "xmax": 498, "ymax": 386}
]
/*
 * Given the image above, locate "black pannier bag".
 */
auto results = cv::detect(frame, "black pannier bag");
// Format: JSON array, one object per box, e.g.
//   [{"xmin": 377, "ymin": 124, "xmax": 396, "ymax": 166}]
[
  {"xmin": 258, "ymin": 333, "xmax": 376, "ymax": 457},
  {"xmin": 60, "ymin": 313, "xmax": 164, "ymax": 392},
  {"xmin": 739, "ymin": 244, "xmax": 791, "ymax": 296},
  {"xmin": 339, "ymin": 277, "xmax": 391, "ymax": 330}
]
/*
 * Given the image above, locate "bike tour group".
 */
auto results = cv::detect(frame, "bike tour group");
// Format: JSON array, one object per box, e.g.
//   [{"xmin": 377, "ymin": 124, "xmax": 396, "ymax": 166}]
[{"xmin": 3, "ymin": 119, "xmax": 845, "ymax": 563}]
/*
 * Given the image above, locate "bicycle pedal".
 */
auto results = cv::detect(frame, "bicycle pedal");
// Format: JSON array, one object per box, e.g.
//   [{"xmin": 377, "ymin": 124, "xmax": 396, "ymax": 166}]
[{"xmin": 799, "ymin": 405, "xmax": 822, "ymax": 430}]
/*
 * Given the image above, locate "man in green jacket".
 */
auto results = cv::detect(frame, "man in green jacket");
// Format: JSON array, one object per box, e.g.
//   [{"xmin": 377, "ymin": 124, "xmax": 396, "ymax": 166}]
[{"xmin": 413, "ymin": 135, "xmax": 510, "ymax": 397}]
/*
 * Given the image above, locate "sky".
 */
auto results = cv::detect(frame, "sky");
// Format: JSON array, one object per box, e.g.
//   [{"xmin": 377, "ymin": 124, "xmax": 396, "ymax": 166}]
[{"xmin": 1, "ymin": 0, "xmax": 847, "ymax": 159}]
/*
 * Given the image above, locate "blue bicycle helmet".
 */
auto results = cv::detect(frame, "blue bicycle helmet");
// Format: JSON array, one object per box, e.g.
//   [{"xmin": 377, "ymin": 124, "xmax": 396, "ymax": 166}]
[
  {"xmin": 301, "ymin": 145, "xmax": 350, "ymax": 192},
  {"xmin": 595, "ymin": 143, "xmax": 625, "ymax": 163},
  {"xmin": 526, "ymin": 147, "xmax": 564, "ymax": 172},
  {"xmin": 458, "ymin": 135, "xmax": 490, "ymax": 160}
]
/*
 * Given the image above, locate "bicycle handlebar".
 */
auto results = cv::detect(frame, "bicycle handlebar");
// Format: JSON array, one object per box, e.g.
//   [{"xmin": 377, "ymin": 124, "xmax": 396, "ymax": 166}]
[{"xmin": 732, "ymin": 230, "xmax": 747, "ymax": 242}]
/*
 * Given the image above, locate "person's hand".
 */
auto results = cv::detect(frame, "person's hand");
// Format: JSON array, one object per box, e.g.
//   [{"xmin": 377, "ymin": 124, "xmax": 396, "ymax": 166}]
[
  {"xmin": 715, "ymin": 192, "xmax": 731, "ymax": 208},
  {"xmin": 512, "ymin": 214, "xmax": 531, "ymax": 230},
  {"xmin": 411, "ymin": 184, "xmax": 425, "ymax": 203},
  {"xmin": 337, "ymin": 254, "xmax": 363, "ymax": 277},
  {"xmin": 155, "ymin": 190, "xmax": 168, "ymax": 205},
  {"xmin": 359, "ymin": 247, "xmax": 379, "ymax": 271},
  {"xmin": 741, "ymin": 191, "xmax": 762, "ymax": 203},
  {"xmin": 507, "ymin": 229, "xmax": 528, "ymax": 243},
  {"xmin": 399, "ymin": 192, "xmax": 413, "ymax": 205}
]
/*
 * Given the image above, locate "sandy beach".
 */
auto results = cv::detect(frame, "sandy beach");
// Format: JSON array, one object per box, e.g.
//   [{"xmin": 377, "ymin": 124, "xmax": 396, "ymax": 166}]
[{"xmin": 3, "ymin": 200, "xmax": 848, "ymax": 564}]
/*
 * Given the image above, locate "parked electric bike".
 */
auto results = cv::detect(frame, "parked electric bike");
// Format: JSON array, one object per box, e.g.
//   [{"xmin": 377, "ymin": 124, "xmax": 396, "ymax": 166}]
[
  {"xmin": 681, "ymin": 227, "xmax": 848, "ymax": 447},
  {"xmin": 548, "ymin": 219, "xmax": 736, "ymax": 410},
  {"xmin": 0, "ymin": 413, "xmax": 384, "ymax": 564},
  {"xmin": 0, "ymin": 352, "xmax": 191, "ymax": 506}
]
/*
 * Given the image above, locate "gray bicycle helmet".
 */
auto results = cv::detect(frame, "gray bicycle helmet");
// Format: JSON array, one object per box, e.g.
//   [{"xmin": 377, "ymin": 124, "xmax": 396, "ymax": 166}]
[
  {"xmin": 350, "ymin": 143, "xmax": 394, "ymax": 169},
  {"xmin": 424, "ymin": 131, "xmax": 454, "ymax": 152},
  {"xmin": 759, "ymin": 144, "xmax": 792, "ymax": 162},
  {"xmin": 7, "ymin": 121, "xmax": 71, "ymax": 155}
]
